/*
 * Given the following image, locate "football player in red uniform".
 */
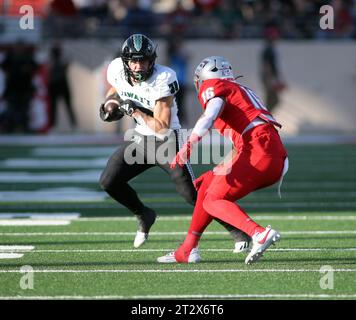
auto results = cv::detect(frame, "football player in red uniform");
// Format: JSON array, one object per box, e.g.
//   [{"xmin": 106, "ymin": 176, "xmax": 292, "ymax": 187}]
[{"xmin": 158, "ymin": 56, "xmax": 289, "ymax": 264}]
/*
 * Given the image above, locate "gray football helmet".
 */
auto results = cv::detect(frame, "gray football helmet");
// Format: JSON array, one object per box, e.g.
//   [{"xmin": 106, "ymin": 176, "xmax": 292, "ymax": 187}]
[{"xmin": 194, "ymin": 56, "xmax": 234, "ymax": 92}]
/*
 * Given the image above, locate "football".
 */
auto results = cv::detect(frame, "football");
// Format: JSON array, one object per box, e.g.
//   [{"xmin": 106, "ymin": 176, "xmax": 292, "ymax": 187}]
[
  {"xmin": 100, "ymin": 93, "xmax": 125, "ymax": 121},
  {"xmin": 104, "ymin": 100, "xmax": 120, "ymax": 113},
  {"xmin": 104, "ymin": 93, "xmax": 121, "ymax": 112}
]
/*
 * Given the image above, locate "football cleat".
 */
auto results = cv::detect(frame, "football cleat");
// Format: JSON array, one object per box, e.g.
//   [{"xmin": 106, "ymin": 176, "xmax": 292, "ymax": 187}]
[
  {"xmin": 134, "ymin": 231, "xmax": 148, "ymax": 248},
  {"xmin": 214, "ymin": 218, "xmax": 252, "ymax": 252},
  {"xmin": 157, "ymin": 247, "xmax": 201, "ymax": 263},
  {"xmin": 133, "ymin": 207, "xmax": 157, "ymax": 248},
  {"xmin": 245, "ymin": 225, "xmax": 280, "ymax": 265},
  {"xmin": 233, "ymin": 240, "xmax": 251, "ymax": 253}
]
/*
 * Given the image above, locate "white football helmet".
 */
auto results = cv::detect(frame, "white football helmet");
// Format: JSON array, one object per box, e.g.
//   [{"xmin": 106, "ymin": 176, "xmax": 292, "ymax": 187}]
[{"xmin": 194, "ymin": 56, "xmax": 234, "ymax": 92}]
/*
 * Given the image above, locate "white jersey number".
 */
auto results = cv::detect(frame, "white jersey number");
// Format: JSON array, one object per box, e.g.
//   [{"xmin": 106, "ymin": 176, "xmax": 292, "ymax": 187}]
[{"xmin": 201, "ymin": 87, "xmax": 215, "ymax": 104}]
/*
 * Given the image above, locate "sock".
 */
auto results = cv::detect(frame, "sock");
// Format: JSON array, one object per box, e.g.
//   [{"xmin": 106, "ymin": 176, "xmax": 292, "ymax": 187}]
[
  {"xmin": 175, "ymin": 171, "xmax": 214, "ymax": 262},
  {"xmin": 203, "ymin": 195, "xmax": 265, "ymax": 237}
]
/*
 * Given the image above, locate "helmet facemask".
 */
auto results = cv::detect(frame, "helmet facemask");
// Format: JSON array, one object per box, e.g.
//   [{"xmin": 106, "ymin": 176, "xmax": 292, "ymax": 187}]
[
  {"xmin": 121, "ymin": 34, "xmax": 157, "ymax": 83},
  {"xmin": 122, "ymin": 57, "xmax": 156, "ymax": 82}
]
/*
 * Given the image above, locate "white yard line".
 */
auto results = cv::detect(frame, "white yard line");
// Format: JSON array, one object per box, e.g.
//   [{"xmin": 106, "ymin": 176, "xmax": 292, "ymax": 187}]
[
  {"xmin": 2, "ymin": 201, "xmax": 356, "ymax": 209},
  {"xmin": 0, "ymin": 253, "xmax": 24, "ymax": 259},
  {"xmin": 0, "ymin": 172, "xmax": 356, "ymax": 189},
  {"xmin": 0, "ymin": 220, "xmax": 71, "ymax": 226},
  {"xmin": 0, "ymin": 158, "xmax": 107, "ymax": 168},
  {"xmin": 1, "ymin": 230, "xmax": 356, "ymax": 236},
  {"xmin": 32, "ymin": 147, "xmax": 116, "ymax": 156},
  {"xmin": 1, "ymin": 158, "xmax": 352, "ymax": 173},
  {"xmin": 2, "ymin": 214, "xmax": 356, "ymax": 221},
  {"xmin": 2, "ymin": 214, "xmax": 356, "ymax": 222},
  {"xmin": 0, "ymin": 245, "xmax": 35, "ymax": 259},
  {"xmin": 72, "ymin": 215, "xmax": 356, "ymax": 221},
  {"xmin": 1, "ymin": 293, "xmax": 356, "ymax": 300},
  {"xmin": 16, "ymin": 248, "xmax": 356, "ymax": 253},
  {"xmin": 0, "ymin": 213, "xmax": 80, "ymax": 219},
  {"xmin": 0, "ymin": 245, "xmax": 34, "ymax": 251},
  {"xmin": 2, "ymin": 191, "xmax": 356, "ymax": 202},
  {"xmin": 0, "ymin": 190, "xmax": 106, "ymax": 202},
  {"xmin": 0, "ymin": 268, "xmax": 356, "ymax": 273}
]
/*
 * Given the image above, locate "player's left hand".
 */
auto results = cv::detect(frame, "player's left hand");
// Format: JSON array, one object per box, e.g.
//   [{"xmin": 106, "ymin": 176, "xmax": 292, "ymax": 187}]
[
  {"xmin": 170, "ymin": 134, "xmax": 201, "ymax": 169},
  {"xmin": 170, "ymin": 142, "xmax": 191, "ymax": 169},
  {"xmin": 119, "ymin": 99, "xmax": 138, "ymax": 116}
]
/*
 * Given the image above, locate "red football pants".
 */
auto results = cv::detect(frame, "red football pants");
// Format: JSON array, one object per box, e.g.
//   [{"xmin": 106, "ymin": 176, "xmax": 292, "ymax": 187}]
[
  {"xmin": 176, "ymin": 123, "xmax": 287, "ymax": 261},
  {"xmin": 203, "ymin": 123, "xmax": 287, "ymax": 235}
]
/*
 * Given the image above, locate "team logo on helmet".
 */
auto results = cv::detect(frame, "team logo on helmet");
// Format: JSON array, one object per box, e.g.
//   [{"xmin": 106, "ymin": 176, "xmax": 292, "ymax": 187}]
[{"xmin": 133, "ymin": 34, "xmax": 143, "ymax": 52}]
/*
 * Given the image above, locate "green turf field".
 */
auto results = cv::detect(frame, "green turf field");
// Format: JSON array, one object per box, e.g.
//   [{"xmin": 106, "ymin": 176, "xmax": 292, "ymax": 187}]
[{"xmin": 0, "ymin": 139, "xmax": 356, "ymax": 300}]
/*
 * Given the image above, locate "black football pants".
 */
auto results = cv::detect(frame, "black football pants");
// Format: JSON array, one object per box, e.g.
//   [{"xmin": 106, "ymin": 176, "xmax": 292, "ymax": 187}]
[{"xmin": 99, "ymin": 129, "xmax": 196, "ymax": 214}]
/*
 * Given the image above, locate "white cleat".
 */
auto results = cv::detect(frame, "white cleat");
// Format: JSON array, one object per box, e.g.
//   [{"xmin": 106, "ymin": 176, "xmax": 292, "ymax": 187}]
[
  {"xmin": 245, "ymin": 226, "xmax": 280, "ymax": 265},
  {"xmin": 233, "ymin": 241, "xmax": 251, "ymax": 253},
  {"xmin": 133, "ymin": 231, "xmax": 148, "ymax": 248},
  {"xmin": 133, "ymin": 207, "xmax": 157, "ymax": 248},
  {"xmin": 157, "ymin": 247, "xmax": 201, "ymax": 263}
]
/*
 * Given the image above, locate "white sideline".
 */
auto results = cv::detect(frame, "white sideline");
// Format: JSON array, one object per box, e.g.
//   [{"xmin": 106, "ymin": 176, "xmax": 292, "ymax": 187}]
[{"xmin": 1, "ymin": 294, "xmax": 356, "ymax": 300}]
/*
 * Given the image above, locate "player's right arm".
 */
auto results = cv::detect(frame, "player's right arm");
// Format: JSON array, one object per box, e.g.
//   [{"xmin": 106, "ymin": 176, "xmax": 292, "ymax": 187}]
[
  {"xmin": 106, "ymin": 86, "xmax": 117, "ymax": 98},
  {"xmin": 170, "ymin": 95, "xmax": 225, "ymax": 168}
]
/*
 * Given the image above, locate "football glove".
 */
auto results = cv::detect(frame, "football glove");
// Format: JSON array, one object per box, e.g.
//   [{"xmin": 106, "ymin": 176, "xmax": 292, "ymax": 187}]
[
  {"xmin": 170, "ymin": 134, "xmax": 201, "ymax": 169},
  {"xmin": 99, "ymin": 93, "xmax": 125, "ymax": 122},
  {"xmin": 119, "ymin": 99, "xmax": 139, "ymax": 117}
]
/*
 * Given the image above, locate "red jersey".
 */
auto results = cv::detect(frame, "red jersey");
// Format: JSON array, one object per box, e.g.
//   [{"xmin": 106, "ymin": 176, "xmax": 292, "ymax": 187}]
[{"xmin": 198, "ymin": 78, "xmax": 281, "ymax": 140}]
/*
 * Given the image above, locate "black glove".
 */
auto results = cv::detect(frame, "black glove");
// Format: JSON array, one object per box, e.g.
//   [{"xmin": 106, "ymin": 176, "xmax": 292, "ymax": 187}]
[
  {"xmin": 99, "ymin": 103, "xmax": 124, "ymax": 122},
  {"xmin": 119, "ymin": 99, "xmax": 139, "ymax": 117}
]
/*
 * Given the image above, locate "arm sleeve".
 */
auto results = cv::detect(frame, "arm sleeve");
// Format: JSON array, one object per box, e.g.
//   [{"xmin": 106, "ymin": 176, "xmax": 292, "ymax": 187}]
[{"xmin": 191, "ymin": 97, "xmax": 224, "ymax": 138}]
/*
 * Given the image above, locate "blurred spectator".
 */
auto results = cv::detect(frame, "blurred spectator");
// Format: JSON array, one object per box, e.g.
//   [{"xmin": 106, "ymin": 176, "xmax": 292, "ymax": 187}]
[
  {"xmin": 121, "ymin": 0, "xmax": 156, "ymax": 37},
  {"xmin": 47, "ymin": 43, "xmax": 77, "ymax": 131},
  {"xmin": 50, "ymin": 0, "xmax": 77, "ymax": 15},
  {"xmin": 76, "ymin": 0, "xmax": 108, "ymax": 19},
  {"xmin": 163, "ymin": 0, "xmax": 191, "ymax": 37},
  {"xmin": 214, "ymin": 0, "xmax": 240, "ymax": 39},
  {"xmin": 193, "ymin": 0, "xmax": 222, "ymax": 15},
  {"xmin": 259, "ymin": 26, "xmax": 287, "ymax": 113},
  {"xmin": 0, "ymin": 41, "xmax": 39, "ymax": 133},
  {"xmin": 46, "ymin": 0, "xmax": 79, "ymax": 37},
  {"xmin": 34, "ymin": 0, "xmax": 356, "ymax": 40},
  {"xmin": 332, "ymin": 0, "xmax": 354, "ymax": 38},
  {"xmin": 167, "ymin": 37, "xmax": 190, "ymax": 125}
]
